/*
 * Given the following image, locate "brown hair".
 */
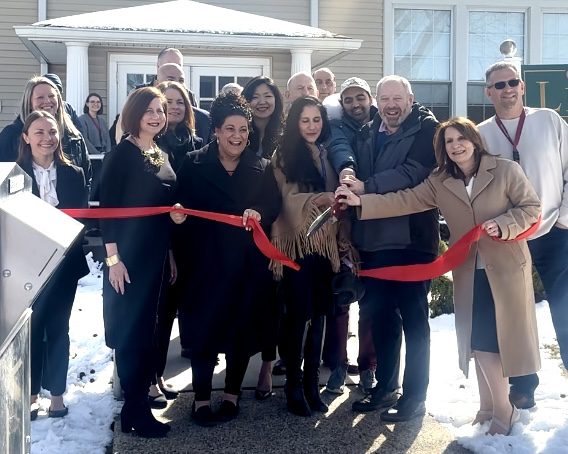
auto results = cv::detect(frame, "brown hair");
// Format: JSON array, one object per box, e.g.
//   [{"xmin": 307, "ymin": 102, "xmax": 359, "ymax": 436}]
[
  {"xmin": 120, "ymin": 86, "xmax": 168, "ymax": 138},
  {"xmin": 433, "ymin": 117, "xmax": 489, "ymax": 180},
  {"xmin": 17, "ymin": 110, "xmax": 71, "ymax": 167},
  {"xmin": 157, "ymin": 81, "xmax": 196, "ymax": 134}
]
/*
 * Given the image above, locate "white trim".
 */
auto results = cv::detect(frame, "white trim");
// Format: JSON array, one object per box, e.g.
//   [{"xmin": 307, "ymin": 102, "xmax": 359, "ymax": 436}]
[
  {"xmin": 310, "ymin": 0, "xmax": 319, "ymax": 28},
  {"xmin": 14, "ymin": 26, "xmax": 361, "ymax": 56}
]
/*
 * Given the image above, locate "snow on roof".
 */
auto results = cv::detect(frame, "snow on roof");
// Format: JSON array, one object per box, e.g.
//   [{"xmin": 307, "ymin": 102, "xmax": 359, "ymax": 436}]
[{"xmin": 34, "ymin": 0, "xmax": 340, "ymax": 39}]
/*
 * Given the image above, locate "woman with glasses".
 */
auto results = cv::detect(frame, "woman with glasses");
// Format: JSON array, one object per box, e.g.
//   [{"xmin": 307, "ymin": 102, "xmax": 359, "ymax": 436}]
[{"xmin": 79, "ymin": 93, "xmax": 112, "ymax": 153}]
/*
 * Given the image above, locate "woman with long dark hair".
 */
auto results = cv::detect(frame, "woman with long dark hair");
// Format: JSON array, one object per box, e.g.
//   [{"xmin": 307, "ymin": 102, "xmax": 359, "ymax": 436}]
[
  {"xmin": 100, "ymin": 86, "xmax": 176, "ymax": 438},
  {"xmin": 270, "ymin": 96, "xmax": 352, "ymax": 416},
  {"xmin": 17, "ymin": 110, "xmax": 89, "ymax": 420},
  {"xmin": 242, "ymin": 76, "xmax": 284, "ymax": 159},
  {"xmin": 242, "ymin": 76, "xmax": 285, "ymax": 398},
  {"xmin": 337, "ymin": 117, "xmax": 541, "ymax": 435}
]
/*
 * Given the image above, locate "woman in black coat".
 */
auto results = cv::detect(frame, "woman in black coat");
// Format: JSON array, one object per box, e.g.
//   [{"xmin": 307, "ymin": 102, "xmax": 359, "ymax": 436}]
[
  {"xmin": 171, "ymin": 93, "xmax": 280, "ymax": 426},
  {"xmin": 17, "ymin": 110, "xmax": 89, "ymax": 420},
  {"xmin": 99, "ymin": 87, "xmax": 176, "ymax": 438}
]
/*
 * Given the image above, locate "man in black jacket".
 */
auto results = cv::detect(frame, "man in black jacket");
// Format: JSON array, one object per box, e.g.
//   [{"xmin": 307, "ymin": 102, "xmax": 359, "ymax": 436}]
[{"xmin": 344, "ymin": 75, "xmax": 439, "ymax": 422}]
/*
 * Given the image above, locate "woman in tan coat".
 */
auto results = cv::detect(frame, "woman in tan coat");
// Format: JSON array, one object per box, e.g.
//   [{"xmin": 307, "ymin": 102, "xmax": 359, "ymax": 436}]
[{"xmin": 336, "ymin": 117, "xmax": 541, "ymax": 436}]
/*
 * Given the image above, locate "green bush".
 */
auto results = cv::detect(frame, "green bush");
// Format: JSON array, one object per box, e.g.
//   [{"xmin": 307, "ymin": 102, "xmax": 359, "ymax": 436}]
[{"xmin": 430, "ymin": 274, "xmax": 454, "ymax": 318}]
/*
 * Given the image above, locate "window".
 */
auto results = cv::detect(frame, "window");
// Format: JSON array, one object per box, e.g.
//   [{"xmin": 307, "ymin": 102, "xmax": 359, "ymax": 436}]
[
  {"xmin": 394, "ymin": 8, "xmax": 451, "ymax": 121},
  {"xmin": 467, "ymin": 11, "xmax": 524, "ymax": 122},
  {"xmin": 198, "ymin": 75, "xmax": 254, "ymax": 111},
  {"xmin": 543, "ymin": 13, "xmax": 568, "ymax": 64}
]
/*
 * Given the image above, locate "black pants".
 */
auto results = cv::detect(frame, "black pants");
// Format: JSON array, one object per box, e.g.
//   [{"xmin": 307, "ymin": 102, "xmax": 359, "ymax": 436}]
[
  {"xmin": 152, "ymin": 280, "xmax": 178, "ymax": 383},
  {"xmin": 30, "ymin": 272, "xmax": 78, "ymax": 396},
  {"xmin": 282, "ymin": 255, "xmax": 333, "ymax": 386},
  {"xmin": 360, "ymin": 250, "xmax": 434, "ymax": 401},
  {"xmin": 115, "ymin": 347, "xmax": 154, "ymax": 405},
  {"xmin": 191, "ymin": 352, "xmax": 250, "ymax": 401},
  {"xmin": 509, "ymin": 226, "xmax": 568, "ymax": 396}
]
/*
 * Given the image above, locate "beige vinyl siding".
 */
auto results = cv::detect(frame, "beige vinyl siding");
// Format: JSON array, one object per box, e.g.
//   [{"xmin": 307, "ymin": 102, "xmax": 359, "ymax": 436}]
[
  {"xmin": 48, "ymin": 0, "xmax": 309, "ymax": 25},
  {"xmin": 319, "ymin": 0, "xmax": 383, "ymax": 92},
  {"xmin": 0, "ymin": 0, "xmax": 40, "ymax": 129}
]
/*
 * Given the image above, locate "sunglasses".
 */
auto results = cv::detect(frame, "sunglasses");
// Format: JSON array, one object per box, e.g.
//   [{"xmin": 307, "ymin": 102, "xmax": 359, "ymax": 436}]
[{"xmin": 487, "ymin": 78, "xmax": 521, "ymax": 90}]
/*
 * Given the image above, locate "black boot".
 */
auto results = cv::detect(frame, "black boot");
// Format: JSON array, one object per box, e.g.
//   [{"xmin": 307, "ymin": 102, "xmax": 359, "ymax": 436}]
[
  {"xmin": 120, "ymin": 399, "xmax": 170, "ymax": 438},
  {"xmin": 286, "ymin": 385, "xmax": 312, "ymax": 417},
  {"xmin": 285, "ymin": 318, "xmax": 312, "ymax": 417},
  {"xmin": 304, "ymin": 315, "xmax": 328, "ymax": 413}
]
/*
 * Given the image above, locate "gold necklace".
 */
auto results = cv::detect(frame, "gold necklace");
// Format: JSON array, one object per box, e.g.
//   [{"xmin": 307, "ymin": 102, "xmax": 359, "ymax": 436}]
[{"xmin": 131, "ymin": 136, "xmax": 165, "ymax": 169}]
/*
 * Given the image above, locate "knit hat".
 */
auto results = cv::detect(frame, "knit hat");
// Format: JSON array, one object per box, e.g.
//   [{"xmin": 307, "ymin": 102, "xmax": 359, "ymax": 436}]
[
  {"xmin": 42, "ymin": 73, "xmax": 63, "ymax": 94},
  {"xmin": 340, "ymin": 77, "xmax": 371, "ymax": 98}
]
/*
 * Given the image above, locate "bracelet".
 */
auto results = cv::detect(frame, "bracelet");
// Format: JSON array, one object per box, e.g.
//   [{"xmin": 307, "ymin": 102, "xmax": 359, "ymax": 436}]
[{"xmin": 105, "ymin": 254, "xmax": 121, "ymax": 267}]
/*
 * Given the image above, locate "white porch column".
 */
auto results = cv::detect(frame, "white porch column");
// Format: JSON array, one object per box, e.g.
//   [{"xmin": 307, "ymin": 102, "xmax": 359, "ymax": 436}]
[
  {"xmin": 65, "ymin": 42, "xmax": 89, "ymax": 113},
  {"xmin": 290, "ymin": 49, "xmax": 313, "ymax": 75}
]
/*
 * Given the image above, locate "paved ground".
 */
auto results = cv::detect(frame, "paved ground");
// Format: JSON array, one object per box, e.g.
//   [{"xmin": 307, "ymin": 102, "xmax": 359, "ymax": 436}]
[{"xmin": 110, "ymin": 318, "xmax": 472, "ymax": 454}]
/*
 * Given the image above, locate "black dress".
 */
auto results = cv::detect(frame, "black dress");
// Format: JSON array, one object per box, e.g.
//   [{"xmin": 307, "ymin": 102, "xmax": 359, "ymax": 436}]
[
  {"xmin": 156, "ymin": 125, "xmax": 203, "ymax": 173},
  {"xmin": 175, "ymin": 141, "xmax": 280, "ymax": 358},
  {"xmin": 99, "ymin": 140, "xmax": 176, "ymax": 352}
]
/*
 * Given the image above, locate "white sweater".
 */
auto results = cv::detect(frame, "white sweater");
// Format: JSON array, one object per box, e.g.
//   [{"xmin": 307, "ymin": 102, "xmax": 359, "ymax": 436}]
[{"xmin": 478, "ymin": 107, "xmax": 568, "ymax": 238}]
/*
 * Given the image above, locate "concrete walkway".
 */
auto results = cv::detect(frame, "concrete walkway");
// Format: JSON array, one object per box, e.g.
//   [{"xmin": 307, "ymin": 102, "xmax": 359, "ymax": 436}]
[{"xmin": 110, "ymin": 319, "xmax": 472, "ymax": 454}]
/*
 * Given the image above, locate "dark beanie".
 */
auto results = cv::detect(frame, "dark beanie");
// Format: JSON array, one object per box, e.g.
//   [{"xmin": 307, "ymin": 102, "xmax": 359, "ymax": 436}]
[{"xmin": 42, "ymin": 73, "xmax": 63, "ymax": 94}]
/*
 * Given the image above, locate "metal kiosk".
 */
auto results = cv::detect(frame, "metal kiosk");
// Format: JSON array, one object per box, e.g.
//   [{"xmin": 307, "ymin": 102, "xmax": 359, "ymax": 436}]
[{"xmin": 0, "ymin": 162, "xmax": 85, "ymax": 454}]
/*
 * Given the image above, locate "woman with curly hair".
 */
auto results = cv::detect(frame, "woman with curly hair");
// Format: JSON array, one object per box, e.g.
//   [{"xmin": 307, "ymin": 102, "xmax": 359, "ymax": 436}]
[
  {"xmin": 270, "ymin": 96, "xmax": 353, "ymax": 417},
  {"xmin": 171, "ymin": 92, "xmax": 280, "ymax": 426}
]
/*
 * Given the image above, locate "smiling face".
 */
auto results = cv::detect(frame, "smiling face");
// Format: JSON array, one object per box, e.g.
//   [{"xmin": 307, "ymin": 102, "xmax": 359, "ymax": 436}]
[
  {"xmin": 164, "ymin": 87, "xmax": 186, "ymax": 127},
  {"xmin": 341, "ymin": 87, "xmax": 372, "ymax": 124},
  {"xmin": 215, "ymin": 115, "xmax": 249, "ymax": 159},
  {"xmin": 139, "ymin": 97, "xmax": 166, "ymax": 139},
  {"xmin": 22, "ymin": 116, "xmax": 60, "ymax": 166},
  {"xmin": 87, "ymin": 95, "xmax": 102, "ymax": 116},
  {"xmin": 249, "ymin": 83, "xmax": 276, "ymax": 121},
  {"xmin": 485, "ymin": 67, "xmax": 525, "ymax": 117},
  {"xmin": 31, "ymin": 83, "xmax": 59, "ymax": 116},
  {"xmin": 298, "ymin": 105, "xmax": 323, "ymax": 144},
  {"xmin": 377, "ymin": 80, "xmax": 413, "ymax": 133},
  {"xmin": 444, "ymin": 126, "xmax": 476, "ymax": 172}
]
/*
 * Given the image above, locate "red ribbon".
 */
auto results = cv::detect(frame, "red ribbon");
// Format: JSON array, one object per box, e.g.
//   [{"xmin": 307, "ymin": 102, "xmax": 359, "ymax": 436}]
[
  {"xmin": 359, "ymin": 217, "xmax": 540, "ymax": 282},
  {"xmin": 61, "ymin": 206, "xmax": 300, "ymax": 271}
]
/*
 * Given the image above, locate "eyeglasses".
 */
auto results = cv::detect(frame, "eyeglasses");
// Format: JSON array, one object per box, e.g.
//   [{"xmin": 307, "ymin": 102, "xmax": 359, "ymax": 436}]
[{"xmin": 487, "ymin": 78, "xmax": 521, "ymax": 90}]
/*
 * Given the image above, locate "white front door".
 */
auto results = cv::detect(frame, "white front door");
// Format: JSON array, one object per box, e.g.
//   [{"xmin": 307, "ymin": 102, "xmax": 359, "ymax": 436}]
[{"xmin": 109, "ymin": 54, "xmax": 271, "ymax": 119}]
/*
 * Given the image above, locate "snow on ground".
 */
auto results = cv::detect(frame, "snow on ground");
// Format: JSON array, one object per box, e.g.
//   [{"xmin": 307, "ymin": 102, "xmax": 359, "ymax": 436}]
[{"xmin": 30, "ymin": 256, "xmax": 568, "ymax": 453}]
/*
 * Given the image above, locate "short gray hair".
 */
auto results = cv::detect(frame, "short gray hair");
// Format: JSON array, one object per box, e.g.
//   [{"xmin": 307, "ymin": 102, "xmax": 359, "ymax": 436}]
[
  {"xmin": 485, "ymin": 61, "xmax": 521, "ymax": 84},
  {"xmin": 376, "ymin": 75, "xmax": 413, "ymax": 97},
  {"xmin": 287, "ymin": 71, "xmax": 314, "ymax": 90}
]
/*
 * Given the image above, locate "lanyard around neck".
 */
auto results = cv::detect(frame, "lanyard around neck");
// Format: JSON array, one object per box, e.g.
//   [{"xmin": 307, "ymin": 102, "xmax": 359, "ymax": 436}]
[{"xmin": 494, "ymin": 109, "xmax": 526, "ymax": 163}]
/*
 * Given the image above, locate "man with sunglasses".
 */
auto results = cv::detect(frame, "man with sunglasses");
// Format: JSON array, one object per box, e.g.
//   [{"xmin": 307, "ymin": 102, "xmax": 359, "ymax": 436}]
[{"xmin": 478, "ymin": 61, "xmax": 568, "ymax": 410}]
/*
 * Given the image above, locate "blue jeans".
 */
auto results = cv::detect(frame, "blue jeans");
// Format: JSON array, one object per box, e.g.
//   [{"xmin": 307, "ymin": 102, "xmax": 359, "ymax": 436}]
[{"xmin": 510, "ymin": 226, "xmax": 568, "ymax": 395}]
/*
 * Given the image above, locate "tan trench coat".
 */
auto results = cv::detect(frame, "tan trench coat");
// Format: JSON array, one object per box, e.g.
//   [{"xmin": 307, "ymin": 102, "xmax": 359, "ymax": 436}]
[{"xmin": 358, "ymin": 155, "xmax": 541, "ymax": 378}]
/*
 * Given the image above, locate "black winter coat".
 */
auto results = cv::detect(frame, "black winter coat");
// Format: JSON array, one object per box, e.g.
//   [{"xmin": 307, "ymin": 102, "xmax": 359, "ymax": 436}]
[
  {"xmin": 174, "ymin": 141, "xmax": 280, "ymax": 357},
  {"xmin": 99, "ymin": 140, "xmax": 176, "ymax": 351},
  {"xmin": 0, "ymin": 116, "xmax": 92, "ymax": 190},
  {"xmin": 352, "ymin": 103, "xmax": 439, "ymax": 256}
]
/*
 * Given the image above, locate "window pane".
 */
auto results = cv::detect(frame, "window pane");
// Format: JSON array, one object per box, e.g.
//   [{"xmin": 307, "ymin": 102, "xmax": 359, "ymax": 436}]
[
  {"xmin": 200, "ymin": 100, "xmax": 213, "ymax": 112},
  {"xmin": 394, "ymin": 8, "xmax": 450, "ymax": 82},
  {"xmin": 219, "ymin": 76, "xmax": 234, "ymax": 89},
  {"xmin": 467, "ymin": 83, "xmax": 495, "ymax": 124},
  {"xmin": 412, "ymin": 82, "xmax": 450, "ymax": 121},
  {"xmin": 237, "ymin": 76, "xmax": 253, "ymax": 87},
  {"xmin": 543, "ymin": 13, "xmax": 568, "ymax": 63},
  {"xmin": 127, "ymin": 73, "xmax": 144, "ymax": 94},
  {"xmin": 200, "ymin": 76, "xmax": 215, "ymax": 98},
  {"xmin": 468, "ymin": 11, "xmax": 525, "ymax": 81}
]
